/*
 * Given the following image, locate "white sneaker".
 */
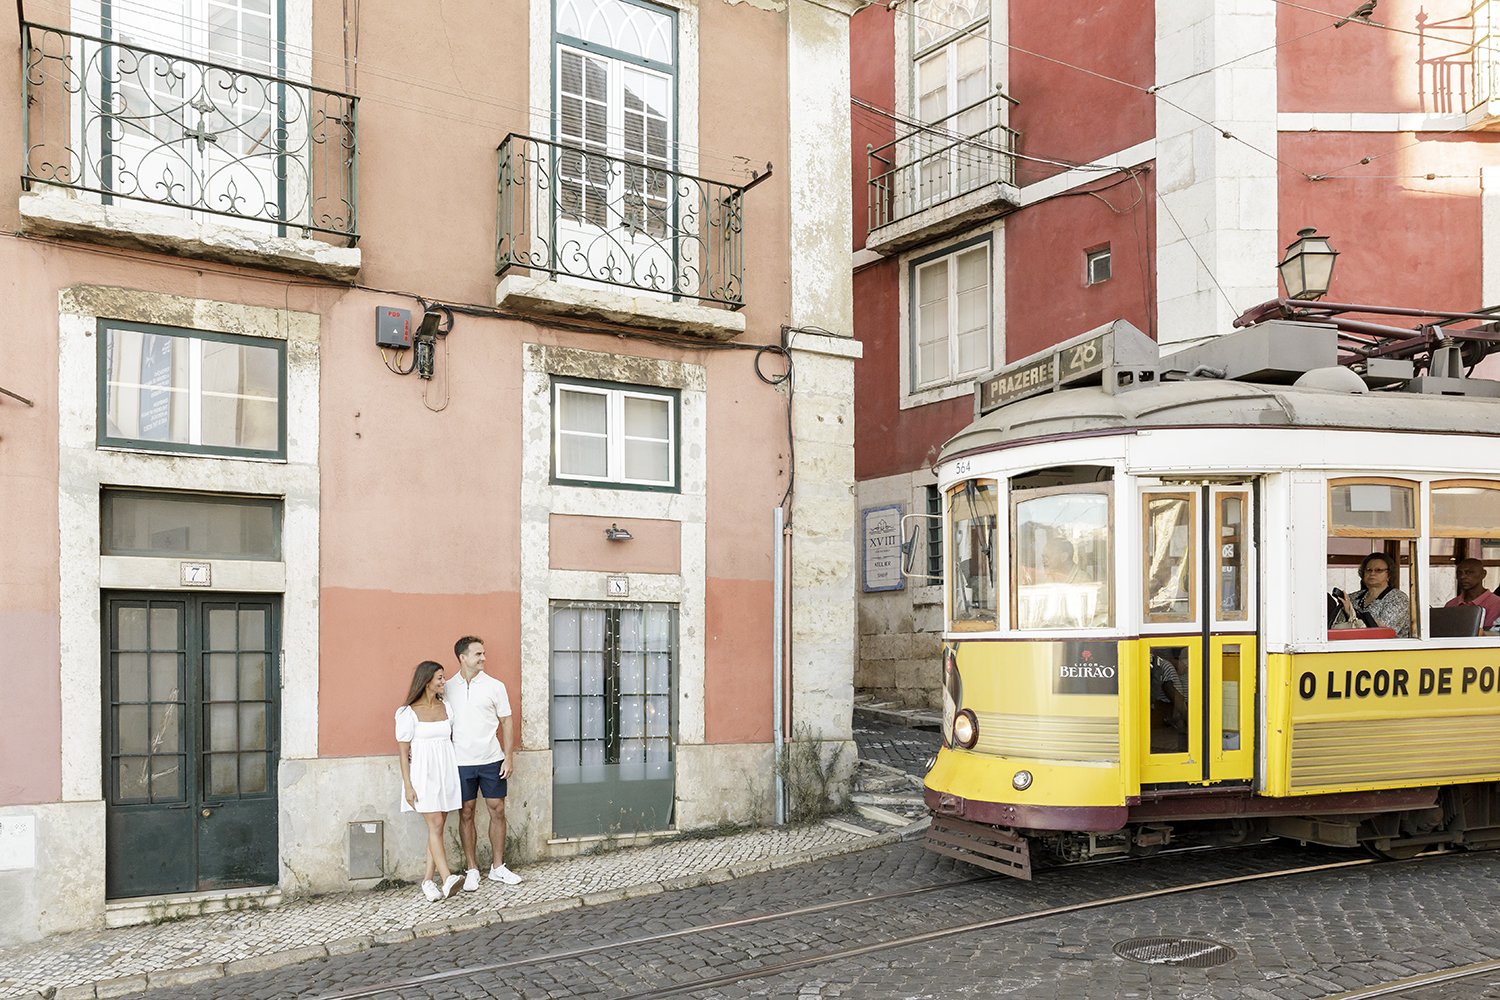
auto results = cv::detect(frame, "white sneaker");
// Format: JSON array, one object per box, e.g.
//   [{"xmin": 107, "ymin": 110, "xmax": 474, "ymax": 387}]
[
  {"xmin": 462, "ymin": 868, "xmax": 480, "ymax": 892},
  {"xmin": 441, "ymin": 873, "xmax": 464, "ymax": 897},
  {"xmin": 489, "ymin": 863, "xmax": 522, "ymax": 885},
  {"xmin": 420, "ymin": 880, "xmax": 442, "ymax": 902}
]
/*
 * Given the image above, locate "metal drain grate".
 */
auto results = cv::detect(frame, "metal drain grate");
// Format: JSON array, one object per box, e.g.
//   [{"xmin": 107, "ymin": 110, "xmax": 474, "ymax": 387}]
[{"xmin": 1113, "ymin": 936, "xmax": 1236, "ymax": 968}]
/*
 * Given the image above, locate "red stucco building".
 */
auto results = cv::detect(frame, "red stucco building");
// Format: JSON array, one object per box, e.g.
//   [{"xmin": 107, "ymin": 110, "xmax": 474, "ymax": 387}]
[{"xmin": 851, "ymin": 0, "xmax": 1500, "ymax": 708}]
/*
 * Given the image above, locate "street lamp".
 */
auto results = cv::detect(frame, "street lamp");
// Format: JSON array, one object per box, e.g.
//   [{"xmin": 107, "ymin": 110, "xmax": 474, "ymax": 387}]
[{"xmin": 1278, "ymin": 227, "xmax": 1339, "ymax": 301}]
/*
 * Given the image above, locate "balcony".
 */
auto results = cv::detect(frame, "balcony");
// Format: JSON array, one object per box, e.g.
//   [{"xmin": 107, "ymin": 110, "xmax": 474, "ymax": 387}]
[
  {"xmin": 495, "ymin": 133, "xmax": 747, "ymax": 341},
  {"xmin": 20, "ymin": 22, "xmax": 359, "ymax": 278},
  {"xmin": 866, "ymin": 93, "xmax": 1019, "ymax": 256}
]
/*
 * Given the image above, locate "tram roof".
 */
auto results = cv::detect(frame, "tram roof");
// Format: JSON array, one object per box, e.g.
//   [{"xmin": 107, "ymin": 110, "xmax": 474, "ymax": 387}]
[{"xmin": 939, "ymin": 376, "xmax": 1500, "ymax": 464}]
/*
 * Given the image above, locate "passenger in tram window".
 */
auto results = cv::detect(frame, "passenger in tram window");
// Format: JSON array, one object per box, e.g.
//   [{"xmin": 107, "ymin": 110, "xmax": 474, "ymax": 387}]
[
  {"xmin": 1041, "ymin": 536, "xmax": 1086, "ymax": 584},
  {"xmin": 1149, "ymin": 652, "xmax": 1188, "ymax": 732},
  {"xmin": 1444, "ymin": 558, "xmax": 1500, "ymax": 630},
  {"xmin": 1331, "ymin": 552, "xmax": 1412, "ymax": 637}
]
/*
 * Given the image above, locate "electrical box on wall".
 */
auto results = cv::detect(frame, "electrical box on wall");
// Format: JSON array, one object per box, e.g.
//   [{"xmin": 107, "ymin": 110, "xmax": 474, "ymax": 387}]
[{"xmin": 376, "ymin": 306, "xmax": 412, "ymax": 349}]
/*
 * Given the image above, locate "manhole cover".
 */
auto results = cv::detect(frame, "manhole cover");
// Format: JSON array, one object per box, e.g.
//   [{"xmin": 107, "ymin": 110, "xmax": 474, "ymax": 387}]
[{"xmin": 1113, "ymin": 936, "xmax": 1236, "ymax": 968}]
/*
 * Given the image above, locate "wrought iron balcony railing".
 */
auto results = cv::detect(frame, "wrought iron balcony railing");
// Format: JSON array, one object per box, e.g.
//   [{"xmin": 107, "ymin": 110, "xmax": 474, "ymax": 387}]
[
  {"xmin": 21, "ymin": 22, "xmax": 358, "ymax": 243},
  {"xmin": 497, "ymin": 133, "xmax": 745, "ymax": 309},
  {"xmin": 868, "ymin": 92, "xmax": 1018, "ymax": 233}
]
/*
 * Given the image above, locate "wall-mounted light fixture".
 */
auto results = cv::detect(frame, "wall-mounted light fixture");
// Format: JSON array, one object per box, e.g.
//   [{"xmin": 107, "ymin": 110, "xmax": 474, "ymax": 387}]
[
  {"xmin": 605, "ymin": 523, "xmax": 633, "ymax": 541},
  {"xmin": 1278, "ymin": 227, "xmax": 1339, "ymax": 301}
]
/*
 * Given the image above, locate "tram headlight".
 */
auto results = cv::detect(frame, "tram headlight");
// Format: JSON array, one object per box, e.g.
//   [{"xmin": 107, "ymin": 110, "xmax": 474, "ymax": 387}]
[
  {"xmin": 1012, "ymin": 770, "xmax": 1033, "ymax": 792},
  {"xmin": 953, "ymin": 709, "xmax": 979, "ymax": 749}
]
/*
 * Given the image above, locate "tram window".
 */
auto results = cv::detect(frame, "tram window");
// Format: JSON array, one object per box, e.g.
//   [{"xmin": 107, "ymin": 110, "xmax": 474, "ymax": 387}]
[
  {"xmin": 1142, "ymin": 493, "xmax": 1195, "ymax": 623},
  {"xmin": 1222, "ymin": 644, "xmax": 1241, "ymax": 750},
  {"xmin": 1428, "ymin": 482, "xmax": 1500, "ymax": 634},
  {"xmin": 1216, "ymin": 492, "xmax": 1249, "ymax": 621},
  {"xmin": 1329, "ymin": 481, "xmax": 1415, "ymax": 535},
  {"xmin": 950, "ymin": 480, "xmax": 998, "ymax": 626},
  {"xmin": 1012, "ymin": 486, "xmax": 1111, "ymax": 629},
  {"xmin": 1148, "ymin": 645, "xmax": 1189, "ymax": 755},
  {"xmin": 1327, "ymin": 480, "xmax": 1418, "ymax": 639}
]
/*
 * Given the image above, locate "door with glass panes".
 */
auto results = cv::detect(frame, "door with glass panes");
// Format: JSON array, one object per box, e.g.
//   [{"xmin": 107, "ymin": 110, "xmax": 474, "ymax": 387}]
[
  {"xmin": 550, "ymin": 602, "xmax": 675, "ymax": 837},
  {"xmin": 1137, "ymin": 485, "xmax": 1258, "ymax": 787},
  {"xmin": 103, "ymin": 593, "xmax": 279, "ymax": 898}
]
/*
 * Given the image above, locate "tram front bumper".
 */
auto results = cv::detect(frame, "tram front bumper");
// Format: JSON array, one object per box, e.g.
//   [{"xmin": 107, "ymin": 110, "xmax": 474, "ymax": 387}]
[
  {"xmin": 925, "ymin": 814, "xmax": 1032, "ymax": 879},
  {"xmin": 924, "ymin": 787, "xmax": 1127, "ymax": 833}
]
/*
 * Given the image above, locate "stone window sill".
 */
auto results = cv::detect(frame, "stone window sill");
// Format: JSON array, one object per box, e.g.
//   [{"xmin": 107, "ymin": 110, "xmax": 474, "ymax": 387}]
[
  {"xmin": 19, "ymin": 188, "xmax": 360, "ymax": 280},
  {"xmin": 496, "ymin": 275, "xmax": 746, "ymax": 341}
]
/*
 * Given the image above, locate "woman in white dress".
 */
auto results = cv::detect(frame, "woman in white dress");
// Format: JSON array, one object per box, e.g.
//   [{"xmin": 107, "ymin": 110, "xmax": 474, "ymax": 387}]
[{"xmin": 395, "ymin": 661, "xmax": 464, "ymax": 901}]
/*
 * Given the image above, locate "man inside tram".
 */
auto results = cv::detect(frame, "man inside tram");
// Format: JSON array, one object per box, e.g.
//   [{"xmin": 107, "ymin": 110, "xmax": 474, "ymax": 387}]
[
  {"xmin": 1149, "ymin": 649, "xmax": 1188, "ymax": 748},
  {"xmin": 1041, "ymin": 536, "xmax": 1086, "ymax": 584},
  {"xmin": 1331, "ymin": 552, "xmax": 1412, "ymax": 637},
  {"xmin": 1444, "ymin": 558, "xmax": 1500, "ymax": 630}
]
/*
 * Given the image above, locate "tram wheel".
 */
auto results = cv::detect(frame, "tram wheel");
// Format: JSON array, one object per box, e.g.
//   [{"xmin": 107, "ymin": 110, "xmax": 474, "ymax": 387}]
[{"xmin": 1364, "ymin": 841, "xmax": 1425, "ymax": 861}]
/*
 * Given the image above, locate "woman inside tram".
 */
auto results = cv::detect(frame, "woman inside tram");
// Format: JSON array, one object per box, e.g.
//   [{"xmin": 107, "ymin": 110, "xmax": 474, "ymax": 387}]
[{"xmin": 1332, "ymin": 552, "xmax": 1412, "ymax": 637}]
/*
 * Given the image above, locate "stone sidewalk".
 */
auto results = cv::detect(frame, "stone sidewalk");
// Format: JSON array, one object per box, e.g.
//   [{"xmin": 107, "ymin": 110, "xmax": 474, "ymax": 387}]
[
  {"xmin": 2, "ymin": 821, "xmax": 916, "ymax": 1000},
  {"xmin": 0, "ymin": 710, "xmax": 942, "ymax": 1000}
]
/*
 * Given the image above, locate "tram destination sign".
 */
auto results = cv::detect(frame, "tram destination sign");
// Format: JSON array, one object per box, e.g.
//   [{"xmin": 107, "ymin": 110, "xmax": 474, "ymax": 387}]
[{"xmin": 975, "ymin": 321, "xmax": 1159, "ymax": 416}]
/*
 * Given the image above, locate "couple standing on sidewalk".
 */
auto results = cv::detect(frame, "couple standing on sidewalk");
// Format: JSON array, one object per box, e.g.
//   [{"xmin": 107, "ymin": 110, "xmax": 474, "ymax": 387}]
[{"xmin": 395, "ymin": 635, "xmax": 524, "ymax": 902}]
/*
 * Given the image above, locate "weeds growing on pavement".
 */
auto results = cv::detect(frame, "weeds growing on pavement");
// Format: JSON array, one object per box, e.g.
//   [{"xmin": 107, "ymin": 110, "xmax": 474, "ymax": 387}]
[{"xmin": 779, "ymin": 724, "xmax": 851, "ymax": 823}]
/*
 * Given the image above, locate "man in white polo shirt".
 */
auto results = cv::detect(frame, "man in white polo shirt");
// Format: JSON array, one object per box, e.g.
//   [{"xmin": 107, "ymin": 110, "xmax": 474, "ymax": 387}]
[{"xmin": 448, "ymin": 635, "xmax": 522, "ymax": 889}]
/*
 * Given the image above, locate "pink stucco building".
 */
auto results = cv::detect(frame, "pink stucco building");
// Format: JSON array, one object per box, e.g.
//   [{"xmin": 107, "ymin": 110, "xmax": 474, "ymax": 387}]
[{"xmin": 0, "ymin": 0, "xmax": 862, "ymax": 941}]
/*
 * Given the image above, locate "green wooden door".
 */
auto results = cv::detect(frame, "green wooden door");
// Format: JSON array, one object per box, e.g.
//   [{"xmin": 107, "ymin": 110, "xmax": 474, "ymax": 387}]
[{"xmin": 104, "ymin": 593, "xmax": 280, "ymax": 898}]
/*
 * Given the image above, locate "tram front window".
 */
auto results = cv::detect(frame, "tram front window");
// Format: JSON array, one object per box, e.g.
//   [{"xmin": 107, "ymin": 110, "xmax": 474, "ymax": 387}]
[
  {"xmin": 1013, "ymin": 487, "xmax": 1111, "ymax": 629},
  {"xmin": 950, "ymin": 480, "xmax": 998, "ymax": 625}
]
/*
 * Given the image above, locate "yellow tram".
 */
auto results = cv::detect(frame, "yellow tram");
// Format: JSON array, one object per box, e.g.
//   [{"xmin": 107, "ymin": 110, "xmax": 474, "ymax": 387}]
[{"xmin": 920, "ymin": 318, "xmax": 1500, "ymax": 877}]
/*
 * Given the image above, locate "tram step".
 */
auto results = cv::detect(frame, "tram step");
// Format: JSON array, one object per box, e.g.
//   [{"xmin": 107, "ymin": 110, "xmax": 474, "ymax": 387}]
[{"xmin": 925, "ymin": 815, "xmax": 1033, "ymax": 880}]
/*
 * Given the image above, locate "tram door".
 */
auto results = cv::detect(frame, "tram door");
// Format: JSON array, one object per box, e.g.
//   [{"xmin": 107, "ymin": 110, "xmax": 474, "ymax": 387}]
[{"xmin": 1138, "ymin": 484, "xmax": 1258, "ymax": 786}]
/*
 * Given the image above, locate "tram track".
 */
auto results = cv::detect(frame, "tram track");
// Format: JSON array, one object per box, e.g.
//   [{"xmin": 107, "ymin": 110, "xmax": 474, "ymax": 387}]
[
  {"xmin": 1322, "ymin": 957, "xmax": 1500, "ymax": 999},
  {"xmin": 306, "ymin": 847, "xmax": 1379, "ymax": 1000},
  {"xmin": 305, "ymin": 872, "xmax": 996, "ymax": 1000}
]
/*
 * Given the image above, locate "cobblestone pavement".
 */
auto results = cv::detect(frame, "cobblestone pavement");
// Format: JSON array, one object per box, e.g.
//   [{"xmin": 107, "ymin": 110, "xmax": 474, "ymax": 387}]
[
  {"xmin": 851, "ymin": 716, "xmax": 942, "ymax": 778},
  {"xmin": 120, "ymin": 837, "xmax": 1500, "ymax": 1000},
  {"xmin": 0, "ymin": 720, "xmax": 924, "ymax": 999},
  {"xmin": 0, "ymin": 824, "xmax": 893, "ymax": 1000}
]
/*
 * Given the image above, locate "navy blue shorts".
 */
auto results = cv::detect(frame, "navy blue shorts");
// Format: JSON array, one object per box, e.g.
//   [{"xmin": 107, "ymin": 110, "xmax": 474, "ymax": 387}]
[{"xmin": 458, "ymin": 761, "xmax": 507, "ymax": 802}]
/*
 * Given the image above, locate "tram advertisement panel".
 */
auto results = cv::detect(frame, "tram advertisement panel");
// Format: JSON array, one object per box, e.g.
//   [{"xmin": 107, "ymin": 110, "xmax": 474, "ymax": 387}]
[
  {"xmin": 1052, "ymin": 641, "xmax": 1120, "ymax": 695},
  {"xmin": 1290, "ymin": 650, "xmax": 1500, "ymax": 716},
  {"xmin": 1272, "ymin": 649, "xmax": 1500, "ymax": 796}
]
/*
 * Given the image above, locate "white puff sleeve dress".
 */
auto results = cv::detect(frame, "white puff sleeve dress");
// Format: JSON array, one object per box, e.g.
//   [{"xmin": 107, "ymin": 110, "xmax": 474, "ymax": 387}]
[{"xmin": 395, "ymin": 704, "xmax": 462, "ymax": 814}]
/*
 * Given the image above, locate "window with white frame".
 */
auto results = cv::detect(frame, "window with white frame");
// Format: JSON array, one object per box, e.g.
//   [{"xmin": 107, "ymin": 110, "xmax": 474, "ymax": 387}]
[
  {"xmin": 69, "ymin": 0, "xmax": 296, "ymax": 225},
  {"xmin": 99, "ymin": 320, "xmax": 286, "ymax": 459},
  {"xmin": 911, "ymin": 240, "xmax": 991, "ymax": 390},
  {"xmin": 1086, "ymin": 245, "xmax": 1112, "ymax": 285},
  {"xmin": 553, "ymin": 379, "xmax": 679, "ymax": 489},
  {"xmin": 555, "ymin": 0, "xmax": 675, "ymax": 239},
  {"xmin": 909, "ymin": 0, "xmax": 990, "ymax": 205}
]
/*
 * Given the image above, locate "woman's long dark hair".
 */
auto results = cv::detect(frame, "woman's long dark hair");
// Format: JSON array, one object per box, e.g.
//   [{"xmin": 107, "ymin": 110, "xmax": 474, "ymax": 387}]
[
  {"xmin": 1356, "ymin": 552, "xmax": 1398, "ymax": 599},
  {"xmin": 403, "ymin": 660, "xmax": 446, "ymax": 707}
]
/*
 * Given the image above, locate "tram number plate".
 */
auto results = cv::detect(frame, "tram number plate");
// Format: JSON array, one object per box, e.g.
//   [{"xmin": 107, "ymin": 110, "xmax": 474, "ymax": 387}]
[{"xmin": 1060, "ymin": 335, "xmax": 1107, "ymax": 382}]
